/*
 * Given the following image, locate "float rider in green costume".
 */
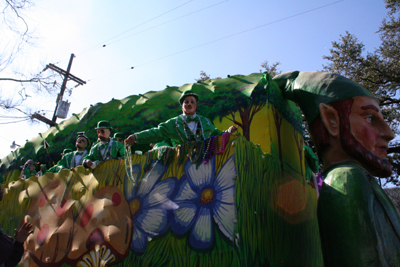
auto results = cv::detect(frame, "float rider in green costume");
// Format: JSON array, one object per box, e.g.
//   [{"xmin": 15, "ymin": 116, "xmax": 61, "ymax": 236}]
[
  {"xmin": 113, "ymin": 132, "xmax": 125, "ymax": 144},
  {"xmin": 46, "ymin": 132, "xmax": 91, "ymax": 173},
  {"xmin": 61, "ymin": 148, "xmax": 73, "ymax": 157},
  {"xmin": 20, "ymin": 159, "xmax": 40, "ymax": 179},
  {"xmin": 125, "ymin": 90, "xmax": 238, "ymax": 147},
  {"xmin": 274, "ymin": 71, "xmax": 400, "ymax": 267},
  {"xmin": 84, "ymin": 121, "xmax": 125, "ymax": 169}
]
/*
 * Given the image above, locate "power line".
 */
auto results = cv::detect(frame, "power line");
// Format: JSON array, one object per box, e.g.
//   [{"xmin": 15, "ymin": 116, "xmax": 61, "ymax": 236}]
[
  {"xmin": 55, "ymin": 1, "xmax": 231, "ymax": 82},
  {"xmin": 76, "ymin": 0, "xmax": 195, "ymax": 57},
  {"xmin": 0, "ymin": 135, "xmax": 12, "ymax": 142},
  {"xmin": 106, "ymin": 0, "xmax": 229, "ymax": 47},
  {"xmin": 86, "ymin": 0, "xmax": 344, "ymax": 80},
  {"xmin": 87, "ymin": 67, "xmax": 135, "ymax": 82},
  {"xmin": 0, "ymin": 114, "xmax": 29, "ymax": 119},
  {"xmin": 135, "ymin": 0, "xmax": 344, "ymax": 68},
  {"xmin": 0, "ymin": 118, "xmax": 30, "ymax": 124}
]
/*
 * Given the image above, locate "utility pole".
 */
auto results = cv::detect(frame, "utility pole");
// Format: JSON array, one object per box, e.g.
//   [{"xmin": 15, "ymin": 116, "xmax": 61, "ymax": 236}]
[
  {"xmin": 50, "ymin": 53, "xmax": 86, "ymax": 123},
  {"xmin": 40, "ymin": 53, "xmax": 86, "ymax": 125}
]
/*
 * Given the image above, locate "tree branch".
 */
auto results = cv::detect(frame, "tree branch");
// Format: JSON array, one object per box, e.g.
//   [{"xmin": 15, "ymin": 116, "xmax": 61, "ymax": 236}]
[{"xmin": 0, "ymin": 77, "xmax": 39, "ymax": 82}]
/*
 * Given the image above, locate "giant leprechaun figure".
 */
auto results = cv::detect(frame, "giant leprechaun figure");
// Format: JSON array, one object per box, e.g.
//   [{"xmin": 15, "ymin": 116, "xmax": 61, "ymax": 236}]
[
  {"xmin": 83, "ymin": 120, "xmax": 124, "ymax": 169},
  {"xmin": 46, "ymin": 132, "xmax": 91, "ymax": 172},
  {"xmin": 125, "ymin": 90, "xmax": 238, "ymax": 146},
  {"xmin": 274, "ymin": 71, "xmax": 400, "ymax": 267}
]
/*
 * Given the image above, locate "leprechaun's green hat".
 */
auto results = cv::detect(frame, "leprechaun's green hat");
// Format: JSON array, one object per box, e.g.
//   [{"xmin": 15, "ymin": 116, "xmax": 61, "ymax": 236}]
[
  {"xmin": 113, "ymin": 132, "xmax": 124, "ymax": 140},
  {"xmin": 21, "ymin": 159, "xmax": 39, "ymax": 169},
  {"xmin": 95, "ymin": 120, "xmax": 113, "ymax": 130},
  {"xmin": 179, "ymin": 90, "xmax": 199, "ymax": 105},
  {"xmin": 273, "ymin": 71, "xmax": 377, "ymax": 124}
]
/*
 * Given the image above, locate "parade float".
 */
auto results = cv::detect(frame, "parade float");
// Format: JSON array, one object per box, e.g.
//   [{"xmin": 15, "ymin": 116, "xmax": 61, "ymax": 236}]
[{"xmin": 0, "ymin": 72, "xmax": 323, "ymax": 266}]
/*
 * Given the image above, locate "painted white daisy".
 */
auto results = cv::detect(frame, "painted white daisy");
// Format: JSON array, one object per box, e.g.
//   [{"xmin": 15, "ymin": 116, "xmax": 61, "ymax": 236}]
[
  {"xmin": 124, "ymin": 162, "xmax": 177, "ymax": 252},
  {"xmin": 171, "ymin": 155, "xmax": 237, "ymax": 249}
]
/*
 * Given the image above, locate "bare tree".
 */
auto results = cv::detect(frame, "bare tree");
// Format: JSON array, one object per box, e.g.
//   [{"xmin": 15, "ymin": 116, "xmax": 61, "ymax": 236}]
[
  {"xmin": 0, "ymin": 0, "xmax": 34, "ymax": 72},
  {"xmin": 195, "ymin": 71, "xmax": 221, "ymax": 82},
  {"xmin": 0, "ymin": 0, "xmax": 64, "ymax": 123},
  {"xmin": 385, "ymin": 187, "xmax": 400, "ymax": 215},
  {"xmin": 195, "ymin": 71, "xmax": 210, "ymax": 82},
  {"xmin": 260, "ymin": 60, "xmax": 282, "ymax": 77}
]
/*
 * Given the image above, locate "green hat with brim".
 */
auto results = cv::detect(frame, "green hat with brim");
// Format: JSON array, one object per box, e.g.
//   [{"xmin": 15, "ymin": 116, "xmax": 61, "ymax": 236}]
[
  {"xmin": 273, "ymin": 71, "xmax": 377, "ymax": 124},
  {"xmin": 26, "ymin": 159, "xmax": 38, "ymax": 165},
  {"xmin": 95, "ymin": 120, "xmax": 113, "ymax": 130},
  {"xmin": 113, "ymin": 132, "xmax": 124, "ymax": 140},
  {"xmin": 21, "ymin": 159, "xmax": 39, "ymax": 169},
  {"xmin": 179, "ymin": 90, "xmax": 199, "ymax": 105}
]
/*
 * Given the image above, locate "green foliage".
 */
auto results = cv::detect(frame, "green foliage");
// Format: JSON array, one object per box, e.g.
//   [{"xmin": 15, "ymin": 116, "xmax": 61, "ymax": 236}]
[
  {"xmin": 322, "ymin": 0, "xmax": 400, "ymax": 185},
  {"xmin": 268, "ymin": 80, "xmax": 303, "ymax": 134},
  {"xmin": 199, "ymin": 73, "xmax": 274, "ymax": 140},
  {"xmin": 234, "ymin": 136, "xmax": 323, "ymax": 266},
  {"xmin": 113, "ymin": 230, "xmax": 238, "ymax": 267}
]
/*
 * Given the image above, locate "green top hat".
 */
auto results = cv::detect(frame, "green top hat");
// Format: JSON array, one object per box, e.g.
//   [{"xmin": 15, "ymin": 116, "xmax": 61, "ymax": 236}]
[
  {"xmin": 179, "ymin": 90, "xmax": 199, "ymax": 105},
  {"xmin": 95, "ymin": 120, "xmax": 113, "ymax": 130},
  {"xmin": 273, "ymin": 71, "xmax": 376, "ymax": 124},
  {"xmin": 77, "ymin": 131, "xmax": 91, "ymax": 148},
  {"xmin": 25, "ymin": 159, "xmax": 38, "ymax": 165},
  {"xmin": 113, "ymin": 132, "xmax": 124, "ymax": 140}
]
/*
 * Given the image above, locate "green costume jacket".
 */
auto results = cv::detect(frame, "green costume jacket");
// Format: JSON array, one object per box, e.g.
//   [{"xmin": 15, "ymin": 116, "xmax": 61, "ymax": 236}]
[
  {"xmin": 135, "ymin": 114, "xmax": 224, "ymax": 146},
  {"xmin": 318, "ymin": 161, "xmax": 400, "ymax": 267},
  {"xmin": 84, "ymin": 138, "xmax": 124, "ymax": 169},
  {"xmin": 22, "ymin": 169, "xmax": 37, "ymax": 179},
  {"xmin": 47, "ymin": 151, "xmax": 88, "ymax": 173}
]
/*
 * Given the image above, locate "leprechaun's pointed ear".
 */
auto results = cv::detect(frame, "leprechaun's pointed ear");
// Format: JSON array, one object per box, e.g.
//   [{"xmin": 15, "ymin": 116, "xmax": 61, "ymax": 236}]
[{"xmin": 319, "ymin": 103, "xmax": 340, "ymax": 138}]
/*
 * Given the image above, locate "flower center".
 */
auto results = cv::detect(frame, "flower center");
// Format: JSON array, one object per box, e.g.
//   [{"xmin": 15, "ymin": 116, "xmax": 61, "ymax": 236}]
[
  {"xmin": 200, "ymin": 189, "xmax": 214, "ymax": 205},
  {"xmin": 129, "ymin": 199, "xmax": 140, "ymax": 216}
]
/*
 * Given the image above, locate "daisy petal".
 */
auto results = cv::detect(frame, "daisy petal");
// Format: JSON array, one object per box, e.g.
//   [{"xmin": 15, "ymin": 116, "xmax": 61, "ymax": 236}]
[
  {"xmin": 174, "ymin": 179, "xmax": 198, "ymax": 202},
  {"xmin": 190, "ymin": 207, "xmax": 213, "ymax": 249},
  {"xmin": 142, "ymin": 178, "xmax": 176, "ymax": 209},
  {"xmin": 135, "ymin": 207, "xmax": 168, "ymax": 234},
  {"xmin": 137, "ymin": 161, "xmax": 165, "ymax": 197},
  {"xmin": 215, "ymin": 186, "xmax": 235, "ymax": 204},
  {"xmin": 213, "ymin": 202, "xmax": 236, "ymax": 241},
  {"xmin": 214, "ymin": 155, "xmax": 236, "ymax": 193},
  {"xmin": 171, "ymin": 203, "xmax": 197, "ymax": 235},
  {"xmin": 185, "ymin": 158, "xmax": 214, "ymax": 189},
  {"xmin": 131, "ymin": 225, "xmax": 147, "ymax": 252}
]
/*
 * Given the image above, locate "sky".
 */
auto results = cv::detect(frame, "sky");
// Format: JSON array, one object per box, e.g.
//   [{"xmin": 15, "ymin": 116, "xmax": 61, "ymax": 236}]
[{"xmin": 0, "ymin": 0, "xmax": 389, "ymax": 158}]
